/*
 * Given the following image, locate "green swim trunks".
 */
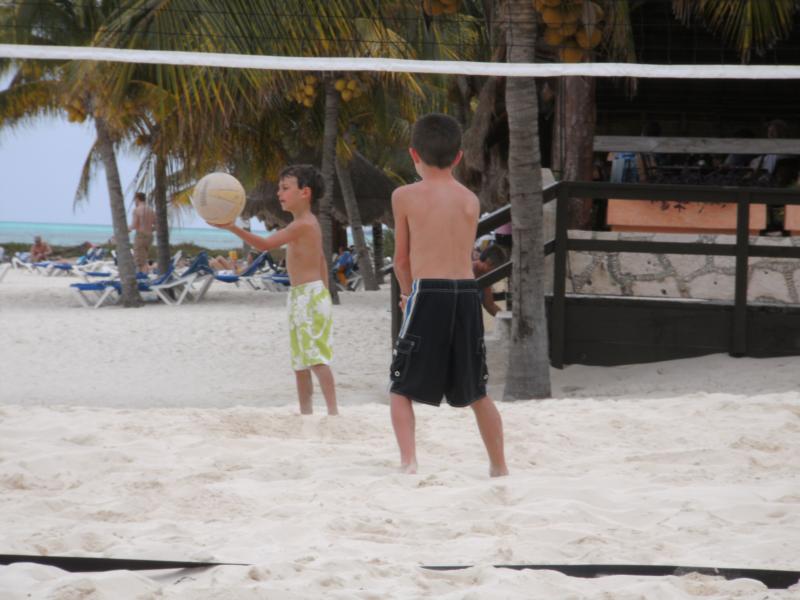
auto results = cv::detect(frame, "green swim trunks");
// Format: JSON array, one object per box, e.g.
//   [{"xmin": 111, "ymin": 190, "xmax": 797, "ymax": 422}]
[{"xmin": 287, "ymin": 280, "xmax": 334, "ymax": 370}]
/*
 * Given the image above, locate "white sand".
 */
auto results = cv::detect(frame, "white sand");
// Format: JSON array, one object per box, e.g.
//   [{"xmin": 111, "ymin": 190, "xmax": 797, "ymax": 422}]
[{"xmin": 1, "ymin": 268, "xmax": 799, "ymax": 599}]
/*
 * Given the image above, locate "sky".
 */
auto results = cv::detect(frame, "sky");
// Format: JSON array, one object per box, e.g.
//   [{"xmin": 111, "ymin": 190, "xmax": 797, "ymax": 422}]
[{"xmin": 0, "ymin": 74, "xmax": 263, "ymax": 231}]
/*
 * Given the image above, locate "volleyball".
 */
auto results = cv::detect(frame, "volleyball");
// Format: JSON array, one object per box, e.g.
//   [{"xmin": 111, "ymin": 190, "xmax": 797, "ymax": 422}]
[{"xmin": 190, "ymin": 172, "xmax": 246, "ymax": 225}]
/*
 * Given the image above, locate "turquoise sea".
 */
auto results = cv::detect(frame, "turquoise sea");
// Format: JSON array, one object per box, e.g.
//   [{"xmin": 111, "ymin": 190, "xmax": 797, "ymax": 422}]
[{"xmin": 0, "ymin": 221, "xmax": 262, "ymax": 250}]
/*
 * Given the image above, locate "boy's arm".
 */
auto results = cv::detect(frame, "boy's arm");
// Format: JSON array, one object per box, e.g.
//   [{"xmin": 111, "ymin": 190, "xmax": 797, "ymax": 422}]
[
  {"xmin": 214, "ymin": 221, "xmax": 303, "ymax": 252},
  {"xmin": 391, "ymin": 190, "xmax": 412, "ymax": 296},
  {"xmin": 482, "ymin": 286, "xmax": 500, "ymax": 316}
]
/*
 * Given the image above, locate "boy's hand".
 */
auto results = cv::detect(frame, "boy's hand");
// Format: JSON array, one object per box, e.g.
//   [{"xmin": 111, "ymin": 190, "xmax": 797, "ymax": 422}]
[{"xmin": 399, "ymin": 293, "xmax": 408, "ymax": 312}]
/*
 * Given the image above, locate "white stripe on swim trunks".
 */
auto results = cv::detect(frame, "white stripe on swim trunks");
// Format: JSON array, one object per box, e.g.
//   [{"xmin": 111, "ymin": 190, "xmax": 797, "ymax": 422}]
[{"xmin": 399, "ymin": 280, "xmax": 420, "ymax": 339}]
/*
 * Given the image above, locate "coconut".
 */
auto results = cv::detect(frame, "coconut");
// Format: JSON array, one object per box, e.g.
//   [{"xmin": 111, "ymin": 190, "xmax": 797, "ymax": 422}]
[
  {"xmin": 559, "ymin": 40, "xmax": 586, "ymax": 63},
  {"xmin": 543, "ymin": 27, "xmax": 565, "ymax": 46},
  {"xmin": 576, "ymin": 28, "xmax": 602, "ymax": 49}
]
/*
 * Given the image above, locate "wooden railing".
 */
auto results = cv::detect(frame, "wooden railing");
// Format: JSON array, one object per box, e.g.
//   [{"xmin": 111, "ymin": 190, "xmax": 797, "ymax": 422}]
[{"xmin": 389, "ymin": 181, "xmax": 800, "ymax": 367}]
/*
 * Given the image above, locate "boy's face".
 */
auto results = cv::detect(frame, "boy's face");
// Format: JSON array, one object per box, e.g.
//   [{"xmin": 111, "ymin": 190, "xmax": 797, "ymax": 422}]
[{"xmin": 277, "ymin": 176, "xmax": 310, "ymax": 212}]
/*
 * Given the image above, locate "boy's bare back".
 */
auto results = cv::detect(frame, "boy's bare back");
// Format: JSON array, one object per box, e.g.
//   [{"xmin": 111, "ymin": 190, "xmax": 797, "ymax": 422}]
[{"xmin": 393, "ymin": 177, "xmax": 479, "ymax": 281}]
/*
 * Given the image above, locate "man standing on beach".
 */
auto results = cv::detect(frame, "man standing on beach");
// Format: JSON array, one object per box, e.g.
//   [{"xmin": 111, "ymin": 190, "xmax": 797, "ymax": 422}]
[{"xmin": 130, "ymin": 192, "xmax": 156, "ymax": 273}]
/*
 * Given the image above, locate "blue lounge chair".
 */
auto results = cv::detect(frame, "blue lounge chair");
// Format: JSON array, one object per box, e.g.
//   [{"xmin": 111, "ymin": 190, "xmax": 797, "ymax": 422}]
[
  {"xmin": 70, "ymin": 254, "xmax": 180, "ymax": 308},
  {"xmin": 212, "ymin": 251, "xmax": 271, "ymax": 289},
  {"xmin": 260, "ymin": 272, "xmax": 291, "ymax": 291},
  {"xmin": 150, "ymin": 252, "xmax": 215, "ymax": 305}
]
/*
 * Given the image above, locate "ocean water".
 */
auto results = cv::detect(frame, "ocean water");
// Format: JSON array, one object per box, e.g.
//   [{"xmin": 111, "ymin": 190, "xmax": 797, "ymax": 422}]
[
  {"xmin": 0, "ymin": 221, "xmax": 377, "ymax": 251},
  {"xmin": 0, "ymin": 221, "xmax": 262, "ymax": 250}
]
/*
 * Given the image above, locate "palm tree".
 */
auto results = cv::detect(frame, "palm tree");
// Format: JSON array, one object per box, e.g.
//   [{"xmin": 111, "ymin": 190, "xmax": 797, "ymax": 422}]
[
  {"xmin": 503, "ymin": 0, "xmax": 551, "ymax": 400},
  {"xmin": 99, "ymin": 0, "xmax": 425, "ymax": 302},
  {"xmin": 335, "ymin": 153, "xmax": 379, "ymax": 291},
  {"xmin": 673, "ymin": 0, "xmax": 799, "ymax": 62},
  {"xmin": 320, "ymin": 78, "xmax": 342, "ymax": 303},
  {"xmin": 549, "ymin": 0, "xmax": 800, "ymax": 227},
  {"xmin": 1, "ymin": 0, "xmax": 143, "ymax": 306}
]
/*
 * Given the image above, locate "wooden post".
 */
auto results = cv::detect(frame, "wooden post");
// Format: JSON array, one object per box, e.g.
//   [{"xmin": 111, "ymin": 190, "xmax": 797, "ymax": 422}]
[
  {"xmin": 732, "ymin": 189, "xmax": 751, "ymax": 357},
  {"xmin": 551, "ymin": 183, "xmax": 569, "ymax": 368},
  {"xmin": 372, "ymin": 223, "xmax": 384, "ymax": 284}
]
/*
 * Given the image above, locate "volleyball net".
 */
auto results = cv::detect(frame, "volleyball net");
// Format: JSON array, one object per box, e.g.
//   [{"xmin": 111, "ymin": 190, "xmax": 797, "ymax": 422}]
[{"xmin": 1, "ymin": 43, "xmax": 799, "ymax": 79}]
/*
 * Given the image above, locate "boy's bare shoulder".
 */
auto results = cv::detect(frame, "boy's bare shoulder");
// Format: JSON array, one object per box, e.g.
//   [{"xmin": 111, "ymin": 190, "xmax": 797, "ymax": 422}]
[
  {"xmin": 285, "ymin": 215, "xmax": 319, "ymax": 240},
  {"xmin": 392, "ymin": 181, "xmax": 422, "ymax": 205}
]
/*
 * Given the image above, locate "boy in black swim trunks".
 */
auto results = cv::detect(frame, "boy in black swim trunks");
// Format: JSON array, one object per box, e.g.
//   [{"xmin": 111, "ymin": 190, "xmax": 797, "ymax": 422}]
[{"xmin": 390, "ymin": 113, "xmax": 509, "ymax": 477}]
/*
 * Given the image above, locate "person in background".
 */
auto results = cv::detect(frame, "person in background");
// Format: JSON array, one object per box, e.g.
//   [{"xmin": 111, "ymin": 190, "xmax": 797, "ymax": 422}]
[
  {"xmin": 753, "ymin": 119, "xmax": 791, "ymax": 177},
  {"xmin": 30, "ymin": 235, "xmax": 52, "ymax": 262},
  {"xmin": 130, "ymin": 191, "xmax": 156, "ymax": 273},
  {"xmin": 333, "ymin": 245, "xmax": 355, "ymax": 285},
  {"xmin": 493, "ymin": 222, "xmax": 512, "ymax": 249},
  {"xmin": 472, "ymin": 244, "xmax": 508, "ymax": 317},
  {"xmin": 722, "ymin": 128, "xmax": 757, "ymax": 168},
  {"xmin": 609, "ymin": 121, "xmax": 663, "ymax": 183}
]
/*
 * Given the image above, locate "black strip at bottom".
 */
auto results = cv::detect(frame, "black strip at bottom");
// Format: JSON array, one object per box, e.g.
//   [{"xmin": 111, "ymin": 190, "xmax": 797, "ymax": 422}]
[
  {"xmin": 0, "ymin": 555, "xmax": 247, "ymax": 572},
  {"xmin": 421, "ymin": 564, "xmax": 800, "ymax": 590},
  {"xmin": 2, "ymin": 556, "xmax": 797, "ymax": 589}
]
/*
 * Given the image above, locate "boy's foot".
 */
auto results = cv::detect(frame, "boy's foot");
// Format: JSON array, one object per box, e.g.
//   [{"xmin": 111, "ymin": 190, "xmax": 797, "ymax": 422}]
[
  {"xmin": 490, "ymin": 465, "xmax": 509, "ymax": 478},
  {"xmin": 399, "ymin": 461, "xmax": 418, "ymax": 475}
]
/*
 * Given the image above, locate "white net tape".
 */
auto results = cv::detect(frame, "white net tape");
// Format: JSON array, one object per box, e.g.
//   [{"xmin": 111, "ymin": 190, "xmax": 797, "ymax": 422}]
[{"xmin": 2, "ymin": 44, "xmax": 800, "ymax": 79}]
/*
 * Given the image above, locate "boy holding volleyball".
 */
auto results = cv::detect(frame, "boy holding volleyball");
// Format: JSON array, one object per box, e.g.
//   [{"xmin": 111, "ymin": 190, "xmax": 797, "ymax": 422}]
[
  {"xmin": 214, "ymin": 165, "xmax": 338, "ymax": 416},
  {"xmin": 390, "ymin": 113, "xmax": 508, "ymax": 477}
]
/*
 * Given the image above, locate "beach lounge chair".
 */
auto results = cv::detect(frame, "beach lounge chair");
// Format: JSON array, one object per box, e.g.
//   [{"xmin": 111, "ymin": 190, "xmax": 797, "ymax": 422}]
[
  {"xmin": 150, "ymin": 252, "xmax": 215, "ymax": 305},
  {"xmin": 253, "ymin": 253, "xmax": 290, "ymax": 291},
  {"xmin": 70, "ymin": 279, "xmax": 122, "ymax": 308},
  {"xmin": 0, "ymin": 263, "xmax": 10, "ymax": 283},
  {"xmin": 335, "ymin": 271, "xmax": 363, "ymax": 292},
  {"xmin": 259, "ymin": 272, "xmax": 291, "ymax": 291},
  {"xmin": 70, "ymin": 253, "xmax": 182, "ymax": 308},
  {"xmin": 70, "ymin": 260, "xmax": 178, "ymax": 308},
  {"xmin": 212, "ymin": 251, "xmax": 271, "ymax": 289},
  {"xmin": 43, "ymin": 250, "xmax": 101, "ymax": 276},
  {"xmin": 11, "ymin": 253, "xmax": 35, "ymax": 273}
]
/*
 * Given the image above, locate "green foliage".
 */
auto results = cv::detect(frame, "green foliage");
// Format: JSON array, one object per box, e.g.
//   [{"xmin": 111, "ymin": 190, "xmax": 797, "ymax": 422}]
[
  {"xmin": 382, "ymin": 227, "xmax": 395, "ymax": 258},
  {"xmin": 673, "ymin": 0, "xmax": 798, "ymax": 61}
]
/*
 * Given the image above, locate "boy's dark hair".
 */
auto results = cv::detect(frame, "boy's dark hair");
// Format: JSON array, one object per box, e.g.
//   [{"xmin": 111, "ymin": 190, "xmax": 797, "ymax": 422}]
[
  {"xmin": 479, "ymin": 243, "xmax": 507, "ymax": 267},
  {"xmin": 279, "ymin": 164, "xmax": 325, "ymax": 203},
  {"xmin": 411, "ymin": 113, "xmax": 462, "ymax": 168},
  {"xmin": 134, "ymin": 192, "xmax": 146, "ymax": 202}
]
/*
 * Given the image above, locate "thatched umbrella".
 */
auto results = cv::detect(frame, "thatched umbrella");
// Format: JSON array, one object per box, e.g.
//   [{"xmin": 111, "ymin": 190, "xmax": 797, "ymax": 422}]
[{"xmin": 242, "ymin": 151, "xmax": 396, "ymax": 229}]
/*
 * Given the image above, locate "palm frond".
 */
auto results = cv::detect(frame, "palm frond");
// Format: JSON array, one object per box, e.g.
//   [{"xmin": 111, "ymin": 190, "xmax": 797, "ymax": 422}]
[
  {"xmin": 673, "ymin": 0, "xmax": 799, "ymax": 61},
  {"xmin": 73, "ymin": 139, "xmax": 102, "ymax": 206}
]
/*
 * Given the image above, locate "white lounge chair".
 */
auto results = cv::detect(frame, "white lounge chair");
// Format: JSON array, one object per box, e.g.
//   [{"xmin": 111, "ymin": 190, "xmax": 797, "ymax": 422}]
[
  {"xmin": 150, "ymin": 252, "xmax": 215, "ymax": 305},
  {"xmin": 70, "ymin": 252, "xmax": 182, "ymax": 308}
]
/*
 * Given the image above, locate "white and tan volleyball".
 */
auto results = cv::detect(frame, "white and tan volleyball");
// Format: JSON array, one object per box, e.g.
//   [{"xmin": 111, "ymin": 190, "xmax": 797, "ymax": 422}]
[{"xmin": 190, "ymin": 172, "xmax": 246, "ymax": 225}]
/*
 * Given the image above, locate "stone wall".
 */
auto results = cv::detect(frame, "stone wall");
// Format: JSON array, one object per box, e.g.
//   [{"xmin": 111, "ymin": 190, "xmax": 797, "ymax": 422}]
[{"xmin": 561, "ymin": 231, "xmax": 800, "ymax": 304}]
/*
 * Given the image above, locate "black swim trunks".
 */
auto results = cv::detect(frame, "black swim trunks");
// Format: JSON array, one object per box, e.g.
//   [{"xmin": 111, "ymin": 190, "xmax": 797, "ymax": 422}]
[{"xmin": 390, "ymin": 279, "xmax": 489, "ymax": 407}]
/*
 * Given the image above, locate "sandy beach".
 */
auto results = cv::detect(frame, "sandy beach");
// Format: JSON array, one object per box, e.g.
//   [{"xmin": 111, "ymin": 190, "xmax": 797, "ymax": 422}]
[{"xmin": 1, "ymin": 268, "xmax": 799, "ymax": 599}]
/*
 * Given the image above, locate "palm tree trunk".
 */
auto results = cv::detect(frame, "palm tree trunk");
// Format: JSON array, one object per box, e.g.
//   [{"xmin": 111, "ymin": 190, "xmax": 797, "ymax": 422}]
[
  {"xmin": 95, "ymin": 116, "xmax": 142, "ymax": 307},
  {"xmin": 372, "ymin": 223, "xmax": 384, "ymax": 284},
  {"xmin": 321, "ymin": 78, "xmax": 341, "ymax": 305},
  {"xmin": 552, "ymin": 76, "xmax": 596, "ymax": 228},
  {"xmin": 154, "ymin": 149, "xmax": 170, "ymax": 274},
  {"xmin": 335, "ymin": 158, "xmax": 378, "ymax": 290},
  {"xmin": 503, "ymin": 0, "xmax": 551, "ymax": 400}
]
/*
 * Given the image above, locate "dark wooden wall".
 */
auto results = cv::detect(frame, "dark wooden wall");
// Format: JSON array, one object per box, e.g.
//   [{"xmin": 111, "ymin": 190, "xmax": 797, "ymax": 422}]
[{"xmin": 546, "ymin": 295, "xmax": 800, "ymax": 366}]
